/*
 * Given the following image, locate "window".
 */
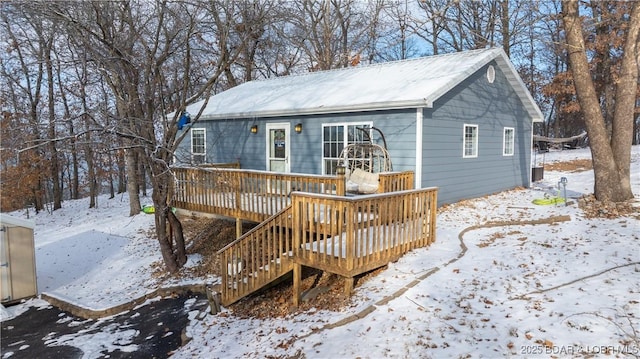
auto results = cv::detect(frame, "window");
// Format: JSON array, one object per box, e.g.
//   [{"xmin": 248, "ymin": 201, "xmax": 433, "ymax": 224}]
[
  {"xmin": 322, "ymin": 123, "xmax": 372, "ymax": 174},
  {"xmin": 463, "ymin": 124, "xmax": 478, "ymax": 158},
  {"xmin": 486, "ymin": 65, "xmax": 496, "ymax": 83},
  {"xmin": 191, "ymin": 128, "xmax": 206, "ymax": 164},
  {"xmin": 503, "ymin": 127, "xmax": 515, "ymax": 156}
]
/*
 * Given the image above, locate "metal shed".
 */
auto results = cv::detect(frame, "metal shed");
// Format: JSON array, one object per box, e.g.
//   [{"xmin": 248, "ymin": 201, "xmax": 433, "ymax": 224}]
[{"xmin": 0, "ymin": 214, "xmax": 37, "ymax": 304}]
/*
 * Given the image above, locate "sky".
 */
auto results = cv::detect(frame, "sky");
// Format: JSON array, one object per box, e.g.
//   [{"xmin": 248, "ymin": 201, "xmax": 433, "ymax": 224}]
[{"xmin": 2, "ymin": 146, "xmax": 639, "ymax": 358}]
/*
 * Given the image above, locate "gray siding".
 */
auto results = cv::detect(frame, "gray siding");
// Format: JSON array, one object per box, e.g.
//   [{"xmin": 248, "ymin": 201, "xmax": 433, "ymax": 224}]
[
  {"xmin": 176, "ymin": 121, "xmax": 264, "ymax": 169},
  {"xmin": 176, "ymin": 109, "xmax": 418, "ymax": 174},
  {"xmin": 296, "ymin": 109, "xmax": 417, "ymax": 173},
  {"xmin": 422, "ymin": 61, "xmax": 532, "ymax": 205}
]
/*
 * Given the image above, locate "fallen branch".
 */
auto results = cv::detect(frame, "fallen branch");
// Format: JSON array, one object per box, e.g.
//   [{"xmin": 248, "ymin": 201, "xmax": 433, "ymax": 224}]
[
  {"xmin": 405, "ymin": 296, "xmax": 427, "ymax": 310},
  {"xmin": 510, "ymin": 261, "xmax": 640, "ymax": 300}
]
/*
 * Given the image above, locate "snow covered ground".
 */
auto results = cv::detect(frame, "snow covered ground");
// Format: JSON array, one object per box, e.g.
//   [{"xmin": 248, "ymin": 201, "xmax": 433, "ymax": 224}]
[{"xmin": 2, "ymin": 146, "xmax": 639, "ymax": 358}]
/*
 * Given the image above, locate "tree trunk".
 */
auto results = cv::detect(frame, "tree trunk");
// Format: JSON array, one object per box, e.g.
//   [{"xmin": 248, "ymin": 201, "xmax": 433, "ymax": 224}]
[
  {"xmin": 138, "ymin": 156, "xmax": 148, "ymax": 197},
  {"xmin": 86, "ymin": 140, "xmax": 97, "ymax": 208},
  {"xmin": 168, "ymin": 209, "xmax": 187, "ymax": 267},
  {"xmin": 45, "ymin": 42, "xmax": 62, "ymax": 210},
  {"xmin": 108, "ymin": 151, "xmax": 116, "ymax": 199},
  {"xmin": 33, "ymin": 181, "xmax": 44, "ymax": 213},
  {"xmin": 71, "ymin": 129, "xmax": 80, "ymax": 200},
  {"xmin": 500, "ymin": 0, "xmax": 511, "ymax": 56},
  {"xmin": 561, "ymin": 0, "xmax": 635, "ymax": 202},
  {"xmin": 117, "ymin": 148, "xmax": 127, "ymax": 194},
  {"xmin": 125, "ymin": 146, "xmax": 142, "ymax": 216},
  {"xmin": 153, "ymin": 203, "xmax": 179, "ymax": 273},
  {"xmin": 109, "ymin": 172, "xmax": 115, "ymax": 199},
  {"xmin": 151, "ymin": 165, "xmax": 186, "ymax": 273},
  {"xmin": 610, "ymin": 1, "xmax": 639, "ymax": 200},
  {"xmin": 634, "ymin": 115, "xmax": 640, "ymax": 145}
]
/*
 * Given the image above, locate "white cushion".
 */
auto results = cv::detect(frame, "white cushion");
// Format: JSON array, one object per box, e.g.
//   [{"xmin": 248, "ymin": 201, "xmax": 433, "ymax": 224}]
[{"xmin": 347, "ymin": 168, "xmax": 379, "ymax": 194}]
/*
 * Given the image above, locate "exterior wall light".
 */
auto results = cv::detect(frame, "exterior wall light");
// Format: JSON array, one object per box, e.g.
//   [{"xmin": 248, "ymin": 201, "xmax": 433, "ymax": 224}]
[
  {"xmin": 250, "ymin": 125, "xmax": 258, "ymax": 134},
  {"xmin": 295, "ymin": 123, "xmax": 303, "ymax": 133}
]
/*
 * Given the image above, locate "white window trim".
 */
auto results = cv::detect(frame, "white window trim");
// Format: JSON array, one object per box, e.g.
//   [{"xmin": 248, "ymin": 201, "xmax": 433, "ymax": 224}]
[
  {"xmin": 265, "ymin": 122, "xmax": 291, "ymax": 173},
  {"xmin": 191, "ymin": 128, "xmax": 206, "ymax": 163},
  {"xmin": 503, "ymin": 127, "xmax": 515, "ymax": 156},
  {"xmin": 321, "ymin": 121, "xmax": 373, "ymax": 174},
  {"xmin": 463, "ymin": 124, "xmax": 478, "ymax": 158}
]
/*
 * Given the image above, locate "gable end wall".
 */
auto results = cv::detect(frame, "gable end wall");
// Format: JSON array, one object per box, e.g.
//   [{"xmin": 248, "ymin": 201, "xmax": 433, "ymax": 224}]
[{"xmin": 422, "ymin": 61, "xmax": 532, "ymax": 205}]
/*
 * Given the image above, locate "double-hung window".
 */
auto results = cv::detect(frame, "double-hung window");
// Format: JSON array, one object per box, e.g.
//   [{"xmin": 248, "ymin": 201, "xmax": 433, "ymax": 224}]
[
  {"xmin": 191, "ymin": 128, "xmax": 206, "ymax": 164},
  {"xmin": 463, "ymin": 124, "xmax": 478, "ymax": 158},
  {"xmin": 503, "ymin": 127, "xmax": 515, "ymax": 156},
  {"xmin": 322, "ymin": 122, "xmax": 372, "ymax": 174}
]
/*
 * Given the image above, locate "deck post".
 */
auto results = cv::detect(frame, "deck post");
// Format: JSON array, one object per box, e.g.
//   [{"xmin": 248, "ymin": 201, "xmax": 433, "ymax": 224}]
[
  {"xmin": 292, "ymin": 196, "xmax": 302, "ymax": 307},
  {"xmin": 336, "ymin": 166, "xmax": 346, "ymax": 196},
  {"xmin": 344, "ymin": 276, "xmax": 354, "ymax": 296},
  {"xmin": 293, "ymin": 263, "xmax": 301, "ymax": 307},
  {"xmin": 234, "ymin": 171, "xmax": 241, "ymax": 217},
  {"xmin": 236, "ymin": 217, "xmax": 242, "ymax": 238}
]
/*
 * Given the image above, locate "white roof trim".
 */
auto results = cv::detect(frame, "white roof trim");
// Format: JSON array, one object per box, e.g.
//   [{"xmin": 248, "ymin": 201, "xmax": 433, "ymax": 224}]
[{"xmin": 199, "ymin": 99, "xmax": 433, "ymax": 120}]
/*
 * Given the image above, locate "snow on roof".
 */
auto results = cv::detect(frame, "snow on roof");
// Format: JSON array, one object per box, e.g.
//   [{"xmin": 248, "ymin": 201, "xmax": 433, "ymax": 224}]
[{"xmin": 188, "ymin": 48, "xmax": 543, "ymax": 122}]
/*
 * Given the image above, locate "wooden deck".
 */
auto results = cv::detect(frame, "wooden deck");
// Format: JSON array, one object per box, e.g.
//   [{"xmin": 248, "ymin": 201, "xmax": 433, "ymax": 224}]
[{"xmin": 170, "ymin": 166, "xmax": 436, "ymax": 306}]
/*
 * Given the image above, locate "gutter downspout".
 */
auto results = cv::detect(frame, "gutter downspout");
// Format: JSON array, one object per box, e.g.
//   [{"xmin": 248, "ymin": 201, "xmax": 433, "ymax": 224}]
[{"xmin": 529, "ymin": 120, "xmax": 534, "ymax": 188}]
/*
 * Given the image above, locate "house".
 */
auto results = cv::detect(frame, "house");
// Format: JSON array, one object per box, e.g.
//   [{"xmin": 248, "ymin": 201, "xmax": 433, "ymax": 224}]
[{"xmin": 176, "ymin": 48, "xmax": 543, "ymax": 206}]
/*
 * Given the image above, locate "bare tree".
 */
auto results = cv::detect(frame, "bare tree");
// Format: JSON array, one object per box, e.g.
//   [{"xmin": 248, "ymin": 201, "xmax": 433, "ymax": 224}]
[
  {"xmin": 412, "ymin": 0, "xmax": 453, "ymax": 55},
  {"xmin": 1, "ymin": 6, "xmax": 57, "ymax": 212},
  {"xmin": 376, "ymin": 0, "xmax": 423, "ymax": 61},
  {"xmin": 413, "ymin": 0, "xmax": 541, "ymax": 57},
  {"xmin": 284, "ymin": 0, "xmax": 384, "ymax": 71},
  {"xmin": 215, "ymin": 1, "xmax": 276, "ymax": 86},
  {"xmin": 42, "ymin": 0, "xmax": 251, "ymax": 272},
  {"xmin": 42, "ymin": 19, "xmax": 63, "ymax": 210},
  {"xmin": 561, "ymin": 0, "xmax": 638, "ymax": 202}
]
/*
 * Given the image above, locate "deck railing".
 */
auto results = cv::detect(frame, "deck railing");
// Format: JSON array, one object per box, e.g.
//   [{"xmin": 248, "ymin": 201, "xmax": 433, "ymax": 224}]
[
  {"xmin": 290, "ymin": 187, "xmax": 437, "ymax": 305},
  {"xmin": 171, "ymin": 167, "xmax": 346, "ymax": 222},
  {"xmin": 292, "ymin": 187, "xmax": 437, "ymax": 278},
  {"xmin": 216, "ymin": 186, "xmax": 437, "ymax": 306},
  {"xmin": 378, "ymin": 170, "xmax": 414, "ymax": 193},
  {"xmin": 198, "ymin": 162, "xmax": 241, "ymax": 169},
  {"xmin": 170, "ymin": 167, "xmax": 414, "ymax": 222},
  {"xmin": 218, "ymin": 205, "xmax": 295, "ymax": 305}
]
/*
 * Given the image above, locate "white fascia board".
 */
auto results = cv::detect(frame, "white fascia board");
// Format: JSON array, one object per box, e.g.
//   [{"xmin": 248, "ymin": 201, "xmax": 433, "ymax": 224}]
[{"xmin": 199, "ymin": 99, "xmax": 434, "ymax": 121}]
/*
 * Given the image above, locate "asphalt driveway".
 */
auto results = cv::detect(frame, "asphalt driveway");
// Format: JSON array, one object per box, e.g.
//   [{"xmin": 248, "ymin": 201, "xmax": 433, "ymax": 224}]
[{"xmin": 1, "ymin": 292, "xmax": 209, "ymax": 358}]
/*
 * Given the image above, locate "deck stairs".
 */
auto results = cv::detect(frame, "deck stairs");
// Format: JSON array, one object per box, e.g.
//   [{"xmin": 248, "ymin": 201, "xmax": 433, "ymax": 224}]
[{"xmin": 217, "ymin": 205, "xmax": 298, "ymax": 306}]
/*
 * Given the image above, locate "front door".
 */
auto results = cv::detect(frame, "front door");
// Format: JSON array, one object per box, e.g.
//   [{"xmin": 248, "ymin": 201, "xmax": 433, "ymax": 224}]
[{"xmin": 266, "ymin": 123, "xmax": 290, "ymax": 173}]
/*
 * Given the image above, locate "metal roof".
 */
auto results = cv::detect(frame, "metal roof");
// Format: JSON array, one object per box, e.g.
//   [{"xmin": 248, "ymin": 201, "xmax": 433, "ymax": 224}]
[{"xmin": 188, "ymin": 48, "xmax": 543, "ymax": 122}]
